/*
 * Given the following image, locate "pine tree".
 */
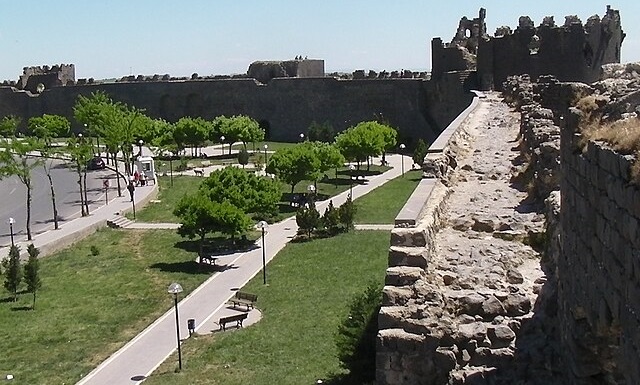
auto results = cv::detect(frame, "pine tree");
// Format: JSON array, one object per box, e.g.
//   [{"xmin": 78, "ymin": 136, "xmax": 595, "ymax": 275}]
[
  {"xmin": 4, "ymin": 245, "xmax": 22, "ymax": 302},
  {"xmin": 296, "ymin": 203, "xmax": 320, "ymax": 239},
  {"xmin": 24, "ymin": 244, "xmax": 42, "ymax": 310},
  {"xmin": 338, "ymin": 196, "xmax": 357, "ymax": 231},
  {"xmin": 322, "ymin": 200, "xmax": 341, "ymax": 235}
]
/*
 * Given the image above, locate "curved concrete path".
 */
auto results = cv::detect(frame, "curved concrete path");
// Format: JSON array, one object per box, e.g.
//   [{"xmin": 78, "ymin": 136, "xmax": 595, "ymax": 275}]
[{"xmin": 75, "ymin": 153, "xmax": 410, "ymax": 385}]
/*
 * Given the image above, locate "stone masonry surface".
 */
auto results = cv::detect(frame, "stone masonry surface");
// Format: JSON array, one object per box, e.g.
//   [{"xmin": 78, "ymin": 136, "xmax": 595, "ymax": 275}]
[{"xmin": 378, "ymin": 94, "xmax": 562, "ymax": 384}]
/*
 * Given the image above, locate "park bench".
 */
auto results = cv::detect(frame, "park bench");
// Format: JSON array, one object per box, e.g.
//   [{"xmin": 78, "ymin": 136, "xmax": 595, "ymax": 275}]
[
  {"xmin": 217, "ymin": 312, "xmax": 248, "ymax": 331},
  {"xmin": 228, "ymin": 291, "xmax": 258, "ymax": 310}
]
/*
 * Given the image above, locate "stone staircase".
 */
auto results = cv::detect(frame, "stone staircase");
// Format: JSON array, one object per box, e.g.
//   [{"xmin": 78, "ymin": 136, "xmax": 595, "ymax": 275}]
[{"xmin": 107, "ymin": 215, "xmax": 134, "ymax": 229}]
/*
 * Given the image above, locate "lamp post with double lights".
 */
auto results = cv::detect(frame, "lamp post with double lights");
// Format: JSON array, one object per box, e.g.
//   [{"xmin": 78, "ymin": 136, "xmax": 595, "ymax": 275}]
[
  {"xmin": 167, "ymin": 282, "xmax": 184, "ymax": 371},
  {"xmin": 399, "ymin": 143, "xmax": 406, "ymax": 177},
  {"xmin": 257, "ymin": 221, "xmax": 268, "ymax": 284},
  {"xmin": 8, "ymin": 217, "xmax": 15, "ymax": 247}
]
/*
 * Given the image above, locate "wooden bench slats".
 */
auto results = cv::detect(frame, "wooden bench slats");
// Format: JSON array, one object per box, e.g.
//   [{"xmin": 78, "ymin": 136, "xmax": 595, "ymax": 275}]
[
  {"xmin": 218, "ymin": 312, "xmax": 248, "ymax": 331},
  {"xmin": 228, "ymin": 291, "xmax": 257, "ymax": 310}
]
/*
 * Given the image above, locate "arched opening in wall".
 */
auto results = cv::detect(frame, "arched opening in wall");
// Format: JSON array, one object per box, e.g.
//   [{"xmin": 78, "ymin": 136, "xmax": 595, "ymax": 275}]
[
  {"xmin": 465, "ymin": 28, "xmax": 471, "ymax": 38},
  {"xmin": 259, "ymin": 119, "xmax": 271, "ymax": 140},
  {"xmin": 583, "ymin": 42, "xmax": 594, "ymax": 67},
  {"xmin": 159, "ymin": 94, "xmax": 178, "ymax": 122},
  {"xmin": 185, "ymin": 93, "xmax": 204, "ymax": 117}
]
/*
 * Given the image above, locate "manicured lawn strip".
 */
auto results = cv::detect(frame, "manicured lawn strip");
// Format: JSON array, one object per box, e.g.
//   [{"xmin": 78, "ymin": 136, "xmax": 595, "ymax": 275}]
[
  {"xmin": 0, "ymin": 229, "xmax": 211, "ymax": 385},
  {"xmin": 132, "ymin": 175, "xmax": 202, "ymax": 222},
  {"xmin": 145, "ymin": 230, "xmax": 390, "ymax": 385},
  {"xmin": 353, "ymin": 169, "xmax": 422, "ymax": 224}
]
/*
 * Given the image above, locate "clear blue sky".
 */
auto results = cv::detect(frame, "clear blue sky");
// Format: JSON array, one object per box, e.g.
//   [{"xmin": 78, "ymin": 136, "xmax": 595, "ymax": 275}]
[{"xmin": 0, "ymin": 1, "xmax": 637, "ymax": 81}]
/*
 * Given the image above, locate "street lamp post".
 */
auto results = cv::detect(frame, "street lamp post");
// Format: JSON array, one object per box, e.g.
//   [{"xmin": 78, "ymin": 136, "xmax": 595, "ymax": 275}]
[
  {"xmin": 8, "ymin": 217, "xmax": 15, "ymax": 247},
  {"xmin": 348, "ymin": 164, "xmax": 355, "ymax": 197},
  {"xmin": 138, "ymin": 139, "xmax": 144, "ymax": 158},
  {"xmin": 299, "ymin": 133, "xmax": 305, "ymax": 142},
  {"xmin": 257, "ymin": 221, "xmax": 268, "ymax": 284},
  {"xmin": 220, "ymin": 136, "xmax": 225, "ymax": 156},
  {"xmin": 399, "ymin": 144, "xmax": 406, "ymax": 177},
  {"xmin": 167, "ymin": 282, "xmax": 184, "ymax": 371},
  {"xmin": 263, "ymin": 144, "xmax": 268, "ymax": 165},
  {"xmin": 307, "ymin": 184, "xmax": 316, "ymax": 204}
]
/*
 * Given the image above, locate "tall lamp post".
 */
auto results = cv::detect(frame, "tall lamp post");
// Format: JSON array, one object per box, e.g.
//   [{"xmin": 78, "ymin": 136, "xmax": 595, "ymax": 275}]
[
  {"xmin": 263, "ymin": 144, "xmax": 268, "ymax": 165},
  {"xmin": 299, "ymin": 133, "xmax": 305, "ymax": 142},
  {"xmin": 257, "ymin": 221, "xmax": 268, "ymax": 284},
  {"xmin": 138, "ymin": 139, "xmax": 144, "ymax": 158},
  {"xmin": 348, "ymin": 164, "xmax": 355, "ymax": 197},
  {"xmin": 8, "ymin": 217, "xmax": 15, "ymax": 247},
  {"xmin": 399, "ymin": 143, "xmax": 406, "ymax": 177},
  {"xmin": 167, "ymin": 282, "xmax": 184, "ymax": 371},
  {"xmin": 220, "ymin": 135, "xmax": 225, "ymax": 156},
  {"xmin": 307, "ymin": 184, "xmax": 316, "ymax": 204}
]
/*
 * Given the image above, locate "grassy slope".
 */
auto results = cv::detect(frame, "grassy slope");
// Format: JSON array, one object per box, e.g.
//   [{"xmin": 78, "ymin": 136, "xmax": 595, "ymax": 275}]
[{"xmin": 353, "ymin": 169, "xmax": 421, "ymax": 224}]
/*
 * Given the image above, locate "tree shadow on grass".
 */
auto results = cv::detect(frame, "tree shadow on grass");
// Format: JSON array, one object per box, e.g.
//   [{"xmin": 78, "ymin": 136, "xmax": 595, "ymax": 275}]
[
  {"xmin": 320, "ymin": 373, "xmax": 368, "ymax": 385},
  {"xmin": 149, "ymin": 260, "xmax": 212, "ymax": 275}
]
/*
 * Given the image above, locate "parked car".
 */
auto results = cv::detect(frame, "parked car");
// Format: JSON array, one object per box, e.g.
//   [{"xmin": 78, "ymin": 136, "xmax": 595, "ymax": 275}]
[{"xmin": 87, "ymin": 156, "xmax": 106, "ymax": 170}]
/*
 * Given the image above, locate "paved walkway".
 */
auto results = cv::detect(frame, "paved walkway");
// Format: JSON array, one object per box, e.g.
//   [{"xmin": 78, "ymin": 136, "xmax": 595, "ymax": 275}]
[{"xmin": 76, "ymin": 153, "xmax": 410, "ymax": 385}]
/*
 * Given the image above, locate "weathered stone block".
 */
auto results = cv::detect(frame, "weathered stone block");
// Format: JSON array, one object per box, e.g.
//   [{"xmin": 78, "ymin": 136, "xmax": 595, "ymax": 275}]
[
  {"xmin": 386, "ymin": 266, "xmax": 424, "ymax": 286},
  {"xmin": 382, "ymin": 286, "xmax": 415, "ymax": 307},
  {"xmin": 388, "ymin": 246, "xmax": 430, "ymax": 268}
]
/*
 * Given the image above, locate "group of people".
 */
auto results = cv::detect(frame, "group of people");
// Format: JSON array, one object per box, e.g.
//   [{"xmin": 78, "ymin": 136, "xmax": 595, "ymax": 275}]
[{"xmin": 126, "ymin": 171, "xmax": 147, "ymax": 202}]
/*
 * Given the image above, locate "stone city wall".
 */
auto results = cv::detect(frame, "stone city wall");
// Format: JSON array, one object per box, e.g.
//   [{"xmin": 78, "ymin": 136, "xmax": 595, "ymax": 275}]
[
  {"xmin": 559, "ymin": 110, "xmax": 640, "ymax": 384},
  {"xmin": 0, "ymin": 73, "xmax": 473, "ymax": 145}
]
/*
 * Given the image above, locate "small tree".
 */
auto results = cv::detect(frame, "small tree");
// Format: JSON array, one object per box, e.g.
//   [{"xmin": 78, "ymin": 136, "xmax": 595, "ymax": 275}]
[
  {"xmin": 237, "ymin": 148, "xmax": 250, "ymax": 168},
  {"xmin": 338, "ymin": 196, "xmax": 357, "ymax": 231},
  {"xmin": 336, "ymin": 282, "xmax": 382, "ymax": 383},
  {"xmin": 322, "ymin": 200, "xmax": 341, "ymax": 235},
  {"xmin": 413, "ymin": 139, "xmax": 428, "ymax": 168},
  {"xmin": 3, "ymin": 245, "xmax": 22, "ymax": 302},
  {"xmin": 24, "ymin": 244, "xmax": 42, "ymax": 309},
  {"xmin": 296, "ymin": 204, "xmax": 320, "ymax": 239}
]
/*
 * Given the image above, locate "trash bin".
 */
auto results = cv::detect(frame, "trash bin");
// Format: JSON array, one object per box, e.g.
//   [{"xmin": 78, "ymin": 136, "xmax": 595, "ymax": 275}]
[{"xmin": 187, "ymin": 318, "xmax": 196, "ymax": 335}]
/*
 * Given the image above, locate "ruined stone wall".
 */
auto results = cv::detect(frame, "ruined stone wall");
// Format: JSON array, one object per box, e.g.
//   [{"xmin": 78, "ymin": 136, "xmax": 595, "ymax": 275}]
[
  {"xmin": 18, "ymin": 64, "xmax": 75, "ymax": 92},
  {"xmin": 559, "ymin": 111, "xmax": 640, "ymax": 384},
  {"xmin": 477, "ymin": 6, "xmax": 624, "ymax": 90},
  {"xmin": 0, "ymin": 75, "xmax": 471, "ymax": 144}
]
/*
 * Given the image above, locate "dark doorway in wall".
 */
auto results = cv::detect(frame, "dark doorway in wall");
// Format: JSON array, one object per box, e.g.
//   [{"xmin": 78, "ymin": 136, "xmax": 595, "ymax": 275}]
[{"xmin": 259, "ymin": 119, "xmax": 271, "ymax": 140}]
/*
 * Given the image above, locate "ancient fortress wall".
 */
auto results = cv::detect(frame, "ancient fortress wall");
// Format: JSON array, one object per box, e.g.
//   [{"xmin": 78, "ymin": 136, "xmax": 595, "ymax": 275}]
[
  {"xmin": 0, "ymin": 75, "xmax": 472, "ymax": 144},
  {"xmin": 377, "ymin": 93, "xmax": 481, "ymax": 385},
  {"xmin": 559, "ymin": 112, "xmax": 640, "ymax": 384}
]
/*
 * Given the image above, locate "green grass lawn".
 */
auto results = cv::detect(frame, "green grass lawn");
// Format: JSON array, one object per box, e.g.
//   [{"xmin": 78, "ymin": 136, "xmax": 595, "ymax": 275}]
[
  {"xmin": 353, "ymin": 169, "xmax": 422, "ymax": 224},
  {"xmin": 144, "ymin": 230, "xmax": 390, "ymax": 385},
  {"xmin": 0, "ymin": 228, "xmax": 213, "ymax": 385},
  {"xmin": 132, "ymin": 175, "xmax": 203, "ymax": 222}
]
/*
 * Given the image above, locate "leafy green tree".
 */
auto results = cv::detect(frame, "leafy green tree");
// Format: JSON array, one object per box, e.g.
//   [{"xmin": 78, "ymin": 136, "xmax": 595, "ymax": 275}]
[
  {"xmin": 313, "ymin": 141, "xmax": 345, "ymax": 181},
  {"xmin": 24, "ymin": 244, "xmax": 42, "ymax": 309},
  {"xmin": 3, "ymin": 245, "xmax": 22, "ymax": 302},
  {"xmin": 0, "ymin": 137, "xmax": 44, "ymax": 240},
  {"xmin": 336, "ymin": 282, "xmax": 382, "ymax": 383},
  {"xmin": 266, "ymin": 143, "xmax": 321, "ymax": 194},
  {"xmin": 308, "ymin": 121, "xmax": 335, "ymax": 142},
  {"xmin": 231, "ymin": 115, "xmax": 264, "ymax": 149},
  {"xmin": 28, "ymin": 115, "xmax": 71, "ymax": 230},
  {"xmin": 237, "ymin": 148, "xmax": 250, "ymax": 168},
  {"xmin": 336, "ymin": 121, "xmax": 395, "ymax": 170},
  {"xmin": 296, "ymin": 203, "xmax": 320, "ymax": 238},
  {"xmin": 66, "ymin": 136, "xmax": 93, "ymax": 216},
  {"xmin": 200, "ymin": 167, "xmax": 281, "ymax": 218},
  {"xmin": 321, "ymin": 200, "xmax": 341, "ymax": 235},
  {"xmin": 413, "ymin": 138, "xmax": 428, "ymax": 167},
  {"xmin": 151, "ymin": 120, "xmax": 180, "ymax": 186},
  {"xmin": 0, "ymin": 116, "xmax": 20, "ymax": 138},
  {"xmin": 176, "ymin": 117, "xmax": 209, "ymax": 157},
  {"xmin": 174, "ymin": 192, "xmax": 252, "ymax": 256},
  {"xmin": 338, "ymin": 195, "xmax": 357, "ymax": 231},
  {"xmin": 27, "ymin": 115, "xmax": 71, "ymax": 145}
]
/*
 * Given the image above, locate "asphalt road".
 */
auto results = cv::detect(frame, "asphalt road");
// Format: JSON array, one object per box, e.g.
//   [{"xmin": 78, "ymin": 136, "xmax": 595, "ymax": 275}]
[{"xmin": 0, "ymin": 158, "xmax": 109, "ymax": 247}]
